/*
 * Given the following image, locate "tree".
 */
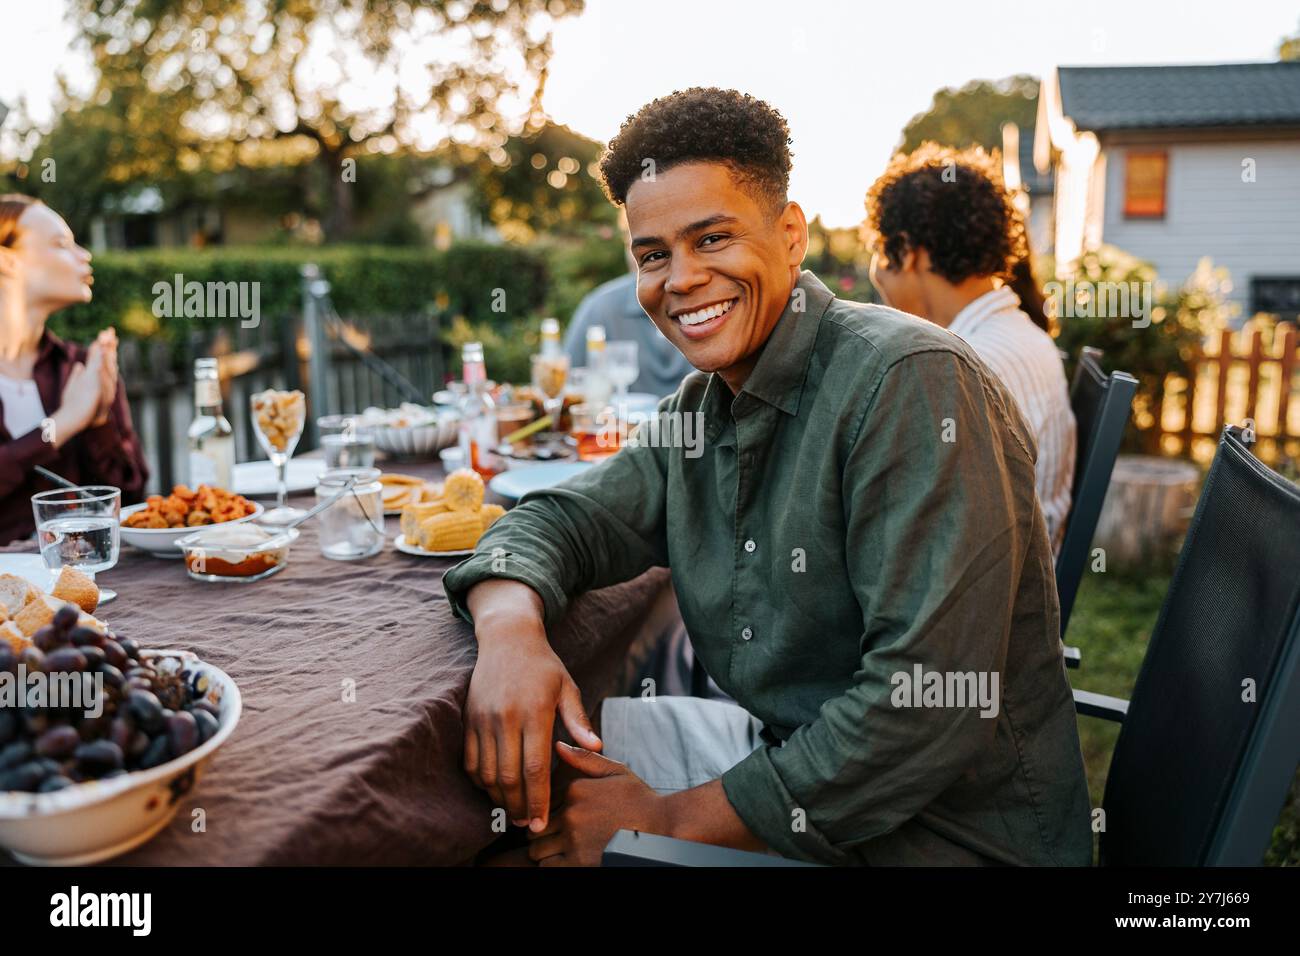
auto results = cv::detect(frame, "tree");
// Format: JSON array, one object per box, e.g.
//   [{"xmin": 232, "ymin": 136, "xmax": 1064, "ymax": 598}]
[
  {"xmin": 898, "ymin": 75, "xmax": 1039, "ymax": 155},
  {"xmin": 69, "ymin": 0, "xmax": 585, "ymax": 240},
  {"xmin": 1280, "ymin": 20, "xmax": 1300, "ymax": 60}
]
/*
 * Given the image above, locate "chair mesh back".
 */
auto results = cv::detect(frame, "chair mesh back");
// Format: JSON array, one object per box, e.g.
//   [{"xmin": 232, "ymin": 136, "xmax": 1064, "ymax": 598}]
[
  {"xmin": 1101, "ymin": 429, "xmax": 1300, "ymax": 864},
  {"xmin": 1068, "ymin": 354, "xmax": 1107, "ymax": 505}
]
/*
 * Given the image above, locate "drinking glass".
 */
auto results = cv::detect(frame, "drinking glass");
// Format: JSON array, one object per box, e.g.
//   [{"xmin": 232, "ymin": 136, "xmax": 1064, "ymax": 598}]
[
  {"xmin": 251, "ymin": 389, "xmax": 307, "ymax": 526},
  {"xmin": 605, "ymin": 341, "xmax": 639, "ymax": 399},
  {"xmin": 530, "ymin": 353, "xmax": 570, "ymax": 442},
  {"xmin": 31, "ymin": 486, "xmax": 121, "ymax": 604}
]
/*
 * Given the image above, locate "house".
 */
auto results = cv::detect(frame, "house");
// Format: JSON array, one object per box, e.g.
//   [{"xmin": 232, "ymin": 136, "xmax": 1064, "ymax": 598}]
[{"xmin": 1030, "ymin": 61, "xmax": 1300, "ymax": 316}]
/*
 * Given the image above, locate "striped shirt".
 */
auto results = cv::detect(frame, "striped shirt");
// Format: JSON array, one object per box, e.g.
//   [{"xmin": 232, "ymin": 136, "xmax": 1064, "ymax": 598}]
[{"xmin": 947, "ymin": 287, "xmax": 1076, "ymax": 554}]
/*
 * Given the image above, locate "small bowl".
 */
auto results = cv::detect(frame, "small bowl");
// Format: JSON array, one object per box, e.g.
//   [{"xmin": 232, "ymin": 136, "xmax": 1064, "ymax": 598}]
[
  {"xmin": 176, "ymin": 525, "xmax": 299, "ymax": 583},
  {"xmin": 119, "ymin": 501, "xmax": 264, "ymax": 558},
  {"xmin": 0, "ymin": 649, "xmax": 242, "ymax": 866},
  {"xmin": 371, "ymin": 410, "xmax": 460, "ymax": 458}
]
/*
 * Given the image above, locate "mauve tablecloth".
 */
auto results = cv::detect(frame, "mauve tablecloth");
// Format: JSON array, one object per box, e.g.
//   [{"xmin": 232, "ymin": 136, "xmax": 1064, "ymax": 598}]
[{"xmin": 1, "ymin": 457, "xmax": 678, "ymax": 865}]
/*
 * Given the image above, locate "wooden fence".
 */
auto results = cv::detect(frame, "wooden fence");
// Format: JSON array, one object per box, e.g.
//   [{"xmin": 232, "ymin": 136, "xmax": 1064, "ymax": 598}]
[
  {"xmin": 121, "ymin": 276, "xmax": 446, "ymax": 494},
  {"xmin": 1156, "ymin": 322, "xmax": 1299, "ymax": 465}
]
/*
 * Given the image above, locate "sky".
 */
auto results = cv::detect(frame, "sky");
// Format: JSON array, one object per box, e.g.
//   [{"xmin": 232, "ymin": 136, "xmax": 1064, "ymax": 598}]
[{"xmin": 2, "ymin": 0, "xmax": 1297, "ymax": 226}]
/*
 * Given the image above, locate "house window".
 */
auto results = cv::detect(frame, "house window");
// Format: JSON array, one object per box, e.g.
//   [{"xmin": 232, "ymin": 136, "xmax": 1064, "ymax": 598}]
[
  {"xmin": 1251, "ymin": 277, "xmax": 1300, "ymax": 319},
  {"xmin": 1124, "ymin": 151, "xmax": 1167, "ymax": 219}
]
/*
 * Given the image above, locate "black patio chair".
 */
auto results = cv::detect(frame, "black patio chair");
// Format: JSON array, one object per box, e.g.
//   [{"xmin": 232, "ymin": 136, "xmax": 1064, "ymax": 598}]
[
  {"xmin": 603, "ymin": 426, "xmax": 1300, "ymax": 866},
  {"xmin": 1056, "ymin": 348, "xmax": 1137, "ymax": 662}
]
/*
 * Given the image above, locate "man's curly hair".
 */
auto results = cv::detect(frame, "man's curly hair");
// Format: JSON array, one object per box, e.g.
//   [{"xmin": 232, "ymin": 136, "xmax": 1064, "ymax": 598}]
[
  {"xmin": 863, "ymin": 143, "xmax": 1026, "ymax": 284},
  {"xmin": 598, "ymin": 88, "xmax": 792, "ymax": 212}
]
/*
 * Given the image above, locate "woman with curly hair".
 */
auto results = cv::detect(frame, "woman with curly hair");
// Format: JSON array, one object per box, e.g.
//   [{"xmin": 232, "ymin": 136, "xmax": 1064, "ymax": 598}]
[
  {"xmin": 864, "ymin": 144, "xmax": 1075, "ymax": 553},
  {"xmin": 0, "ymin": 194, "xmax": 148, "ymax": 545}
]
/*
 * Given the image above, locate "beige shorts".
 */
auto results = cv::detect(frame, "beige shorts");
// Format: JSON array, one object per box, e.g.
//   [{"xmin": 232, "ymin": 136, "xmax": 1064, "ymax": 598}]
[{"xmin": 599, "ymin": 695, "xmax": 765, "ymax": 794}]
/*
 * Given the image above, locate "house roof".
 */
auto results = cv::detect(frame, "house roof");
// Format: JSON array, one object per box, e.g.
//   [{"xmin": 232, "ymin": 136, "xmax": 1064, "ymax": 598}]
[{"xmin": 1057, "ymin": 61, "xmax": 1300, "ymax": 131}]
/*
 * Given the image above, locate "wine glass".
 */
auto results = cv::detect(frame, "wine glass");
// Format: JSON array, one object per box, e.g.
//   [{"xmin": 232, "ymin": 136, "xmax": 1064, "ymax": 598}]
[
  {"xmin": 605, "ymin": 341, "xmax": 639, "ymax": 400},
  {"xmin": 32, "ymin": 486, "xmax": 121, "ymax": 604},
  {"xmin": 251, "ymin": 389, "xmax": 307, "ymax": 526},
  {"xmin": 530, "ymin": 353, "xmax": 570, "ymax": 447}
]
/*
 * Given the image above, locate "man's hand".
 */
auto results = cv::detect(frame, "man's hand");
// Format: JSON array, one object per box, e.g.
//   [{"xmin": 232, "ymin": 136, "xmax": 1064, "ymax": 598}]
[
  {"xmin": 463, "ymin": 579, "xmax": 602, "ymax": 834},
  {"xmin": 526, "ymin": 741, "xmax": 670, "ymax": 866}
]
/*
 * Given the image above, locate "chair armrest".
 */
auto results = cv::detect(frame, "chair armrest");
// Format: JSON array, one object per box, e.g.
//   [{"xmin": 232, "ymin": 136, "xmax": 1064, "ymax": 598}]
[
  {"xmin": 601, "ymin": 829, "xmax": 820, "ymax": 867},
  {"xmin": 1063, "ymin": 645, "xmax": 1082, "ymax": 669},
  {"xmin": 1073, "ymin": 688, "xmax": 1129, "ymax": 722}
]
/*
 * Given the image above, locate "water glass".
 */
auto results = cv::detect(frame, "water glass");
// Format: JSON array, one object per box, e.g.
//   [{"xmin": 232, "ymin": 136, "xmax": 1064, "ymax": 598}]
[
  {"xmin": 605, "ymin": 341, "xmax": 639, "ymax": 398},
  {"xmin": 31, "ymin": 486, "xmax": 122, "ymax": 604},
  {"xmin": 315, "ymin": 468, "xmax": 384, "ymax": 561}
]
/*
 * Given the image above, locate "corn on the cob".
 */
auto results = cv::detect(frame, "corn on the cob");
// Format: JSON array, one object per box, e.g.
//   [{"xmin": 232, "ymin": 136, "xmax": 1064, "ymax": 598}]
[
  {"xmin": 401, "ymin": 499, "xmax": 449, "ymax": 540},
  {"xmin": 443, "ymin": 468, "xmax": 485, "ymax": 512},
  {"xmin": 418, "ymin": 510, "xmax": 483, "ymax": 551},
  {"xmin": 479, "ymin": 503, "xmax": 506, "ymax": 530}
]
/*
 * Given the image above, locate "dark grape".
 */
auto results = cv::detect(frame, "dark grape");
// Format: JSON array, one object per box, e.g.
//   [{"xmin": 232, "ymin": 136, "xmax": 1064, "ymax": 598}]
[
  {"xmin": 20, "ymin": 646, "xmax": 45, "ymax": 672},
  {"xmin": 78, "ymin": 646, "xmax": 106, "ymax": 669},
  {"xmin": 192, "ymin": 709, "xmax": 219, "ymax": 745},
  {"xmin": 20, "ymin": 709, "xmax": 49, "ymax": 736},
  {"xmin": 128, "ymin": 730, "xmax": 150, "ymax": 759},
  {"xmin": 74, "ymin": 739, "xmax": 124, "ymax": 774},
  {"xmin": 189, "ymin": 700, "xmax": 220, "ymax": 719},
  {"xmin": 37, "ymin": 775, "xmax": 74, "ymax": 793},
  {"xmin": 44, "ymin": 648, "xmax": 88, "ymax": 674},
  {"xmin": 118, "ymin": 637, "xmax": 140, "ymax": 661},
  {"xmin": 35, "ymin": 725, "xmax": 80, "ymax": 759},
  {"xmin": 33, "ymin": 625, "xmax": 64, "ymax": 652},
  {"xmin": 108, "ymin": 716, "xmax": 132, "ymax": 752},
  {"xmin": 124, "ymin": 677, "xmax": 152, "ymax": 694},
  {"xmin": 126, "ymin": 690, "xmax": 164, "ymax": 733},
  {"xmin": 0, "ymin": 710, "xmax": 16, "ymax": 744},
  {"xmin": 0, "ymin": 740, "xmax": 33, "ymax": 770},
  {"xmin": 53, "ymin": 604, "xmax": 80, "ymax": 632},
  {"xmin": 0, "ymin": 646, "xmax": 14, "ymax": 674},
  {"xmin": 77, "ymin": 713, "xmax": 111, "ymax": 742},
  {"xmin": 139, "ymin": 735, "xmax": 171, "ymax": 769},
  {"xmin": 96, "ymin": 663, "xmax": 124, "ymax": 689},
  {"xmin": 167, "ymin": 711, "xmax": 198, "ymax": 756},
  {"xmin": 101, "ymin": 640, "xmax": 128, "ymax": 670},
  {"xmin": 70, "ymin": 626, "xmax": 107, "ymax": 649},
  {"xmin": 0, "ymin": 761, "xmax": 46, "ymax": 792}
]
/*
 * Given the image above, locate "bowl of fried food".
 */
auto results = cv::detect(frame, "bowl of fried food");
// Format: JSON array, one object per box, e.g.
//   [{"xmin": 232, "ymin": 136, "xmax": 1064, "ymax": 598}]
[
  {"xmin": 119, "ymin": 485, "xmax": 262, "ymax": 558},
  {"xmin": 395, "ymin": 468, "xmax": 505, "ymax": 556}
]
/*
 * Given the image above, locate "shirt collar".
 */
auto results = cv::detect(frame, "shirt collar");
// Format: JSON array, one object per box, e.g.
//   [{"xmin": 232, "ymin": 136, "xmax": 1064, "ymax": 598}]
[
  {"xmin": 947, "ymin": 286, "xmax": 1019, "ymax": 339},
  {"xmin": 700, "ymin": 270, "xmax": 833, "ymax": 437}
]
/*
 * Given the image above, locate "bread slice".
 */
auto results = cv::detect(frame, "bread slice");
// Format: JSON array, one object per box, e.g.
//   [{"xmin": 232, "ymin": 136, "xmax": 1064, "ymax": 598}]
[
  {"xmin": 13, "ymin": 593, "xmax": 70, "ymax": 638},
  {"xmin": 51, "ymin": 566, "xmax": 99, "ymax": 614},
  {"xmin": 0, "ymin": 574, "xmax": 30, "ymax": 617},
  {"xmin": 1, "ymin": 620, "xmax": 30, "ymax": 655}
]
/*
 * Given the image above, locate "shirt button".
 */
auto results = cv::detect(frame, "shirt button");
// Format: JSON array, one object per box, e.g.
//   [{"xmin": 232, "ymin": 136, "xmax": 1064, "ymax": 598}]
[
  {"xmin": 741, "ymin": 626, "xmax": 753, "ymax": 641},
  {"xmin": 744, "ymin": 539, "xmax": 756, "ymax": 553}
]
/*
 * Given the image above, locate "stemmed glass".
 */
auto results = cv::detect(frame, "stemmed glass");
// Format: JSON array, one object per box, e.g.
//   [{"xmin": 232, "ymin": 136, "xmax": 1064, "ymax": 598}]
[
  {"xmin": 605, "ymin": 341, "xmax": 639, "ymax": 400},
  {"xmin": 251, "ymin": 389, "xmax": 307, "ymax": 526},
  {"xmin": 530, "ymin": 353, "xmax": 570, "ymax": 446},
  {"xmin": 31, "ymin": 486, "xmax": 121, "ymax": 604}
]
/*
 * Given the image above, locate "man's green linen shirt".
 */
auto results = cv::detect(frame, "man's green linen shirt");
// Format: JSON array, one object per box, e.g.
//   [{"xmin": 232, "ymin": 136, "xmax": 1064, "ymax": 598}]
[{"xmin": 444, "ymin": 271, "xmax": 1093, "ymax": 866}]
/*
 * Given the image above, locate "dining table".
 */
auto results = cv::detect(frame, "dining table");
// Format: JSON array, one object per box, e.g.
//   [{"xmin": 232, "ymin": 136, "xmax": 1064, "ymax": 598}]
[{"xmin": 1, "ymin": 454, "xmax": 682, "ymax": 866}]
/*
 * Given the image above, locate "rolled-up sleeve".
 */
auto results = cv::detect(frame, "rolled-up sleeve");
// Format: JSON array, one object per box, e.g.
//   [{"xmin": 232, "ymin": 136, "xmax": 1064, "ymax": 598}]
[
  {"xmin": 721, "ymin": 349, "xmax": 1035, "ymax": 864},
  {"xmin": 443, "ymin": 415, "xmax": 672, "ymax": 628}
]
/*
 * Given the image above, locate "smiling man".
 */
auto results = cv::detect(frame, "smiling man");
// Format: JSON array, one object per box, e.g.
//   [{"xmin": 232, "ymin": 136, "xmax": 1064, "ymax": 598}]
[{"xmin": 443, "ymin": 88, "xmax": 1092, "ymax": 866}]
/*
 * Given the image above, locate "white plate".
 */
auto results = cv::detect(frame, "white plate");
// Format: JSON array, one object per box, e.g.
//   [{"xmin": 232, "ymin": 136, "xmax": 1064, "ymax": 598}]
[
  {"xmin": 119, "ymin": 501, "xmax": 264, "ymax": 558},
  {"xmin": 393, "ymin": 534, "xmax": 472, "ymax": 558},
  {"xmin": 0, "ymin": 553, "xmax": 54, "ymax": 592},
  {"xmin": 488, "ymin": 461, "xmax": 593, "ymax": 502},
  {"xmin": 232, "ymin": 459, "xmax": 326, "ymax": 497}
]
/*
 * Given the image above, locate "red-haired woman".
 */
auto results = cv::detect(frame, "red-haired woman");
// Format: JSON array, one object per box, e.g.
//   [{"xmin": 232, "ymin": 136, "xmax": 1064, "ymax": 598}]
[{"xmin": 0, "ymin": 195, "xmax": 147, "ymax": 545}]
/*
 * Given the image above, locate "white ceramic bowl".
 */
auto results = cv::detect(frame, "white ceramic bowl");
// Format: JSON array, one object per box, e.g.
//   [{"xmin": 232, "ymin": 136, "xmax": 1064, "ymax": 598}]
[
  {"xmin": 0, "ymin": 649, "xmax": 242, "ymax": 865},
  {"xmin": 119, "ymin": 501, "xmax": 264, "ymax": 558},
  {"xmin": 371, "ymin": 410, "xmax": 459, "ymax": 458}
]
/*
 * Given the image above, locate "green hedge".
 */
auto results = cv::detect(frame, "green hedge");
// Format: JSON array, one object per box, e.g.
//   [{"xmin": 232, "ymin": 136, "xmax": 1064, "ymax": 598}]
[{"xmin": 49, "ymin": 243, "xmax": 551, "ymax": 348}]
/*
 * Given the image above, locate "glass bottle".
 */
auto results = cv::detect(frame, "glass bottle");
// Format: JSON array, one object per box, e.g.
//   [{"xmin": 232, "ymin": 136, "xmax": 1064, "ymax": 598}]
[
  {"xmin": 187, "ymin": 358, "xmax": 234, "ymax": 488},
  {"xmin": 457, "ymin": 342, "xmax": 500, "ymax": 478}
]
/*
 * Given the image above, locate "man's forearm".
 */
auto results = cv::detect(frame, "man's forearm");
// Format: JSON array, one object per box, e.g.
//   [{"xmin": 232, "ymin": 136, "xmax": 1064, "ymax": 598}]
[{"xmin": 661, "ymin": 778, "xmax": 768, "ymax": 853}]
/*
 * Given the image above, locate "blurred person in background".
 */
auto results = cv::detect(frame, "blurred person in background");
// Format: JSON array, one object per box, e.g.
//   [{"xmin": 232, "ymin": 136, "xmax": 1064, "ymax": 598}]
[
  {"xmin": 864, "ymin": 144, "xmax": 1074, "ymax": 554},
  {"xmin": 0, "ymin": 195, "xmax": 148, "ymax": 545},
  {"xmin": 563, "ymin": 212, "xmax": 694, "ymax": 399}
]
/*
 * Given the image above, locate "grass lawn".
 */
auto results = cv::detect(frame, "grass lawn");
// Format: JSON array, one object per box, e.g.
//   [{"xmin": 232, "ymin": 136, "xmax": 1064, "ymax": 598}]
[{"xmin": 1068, "ymin": 565, "xmax": 1299, "ymax": 865}]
